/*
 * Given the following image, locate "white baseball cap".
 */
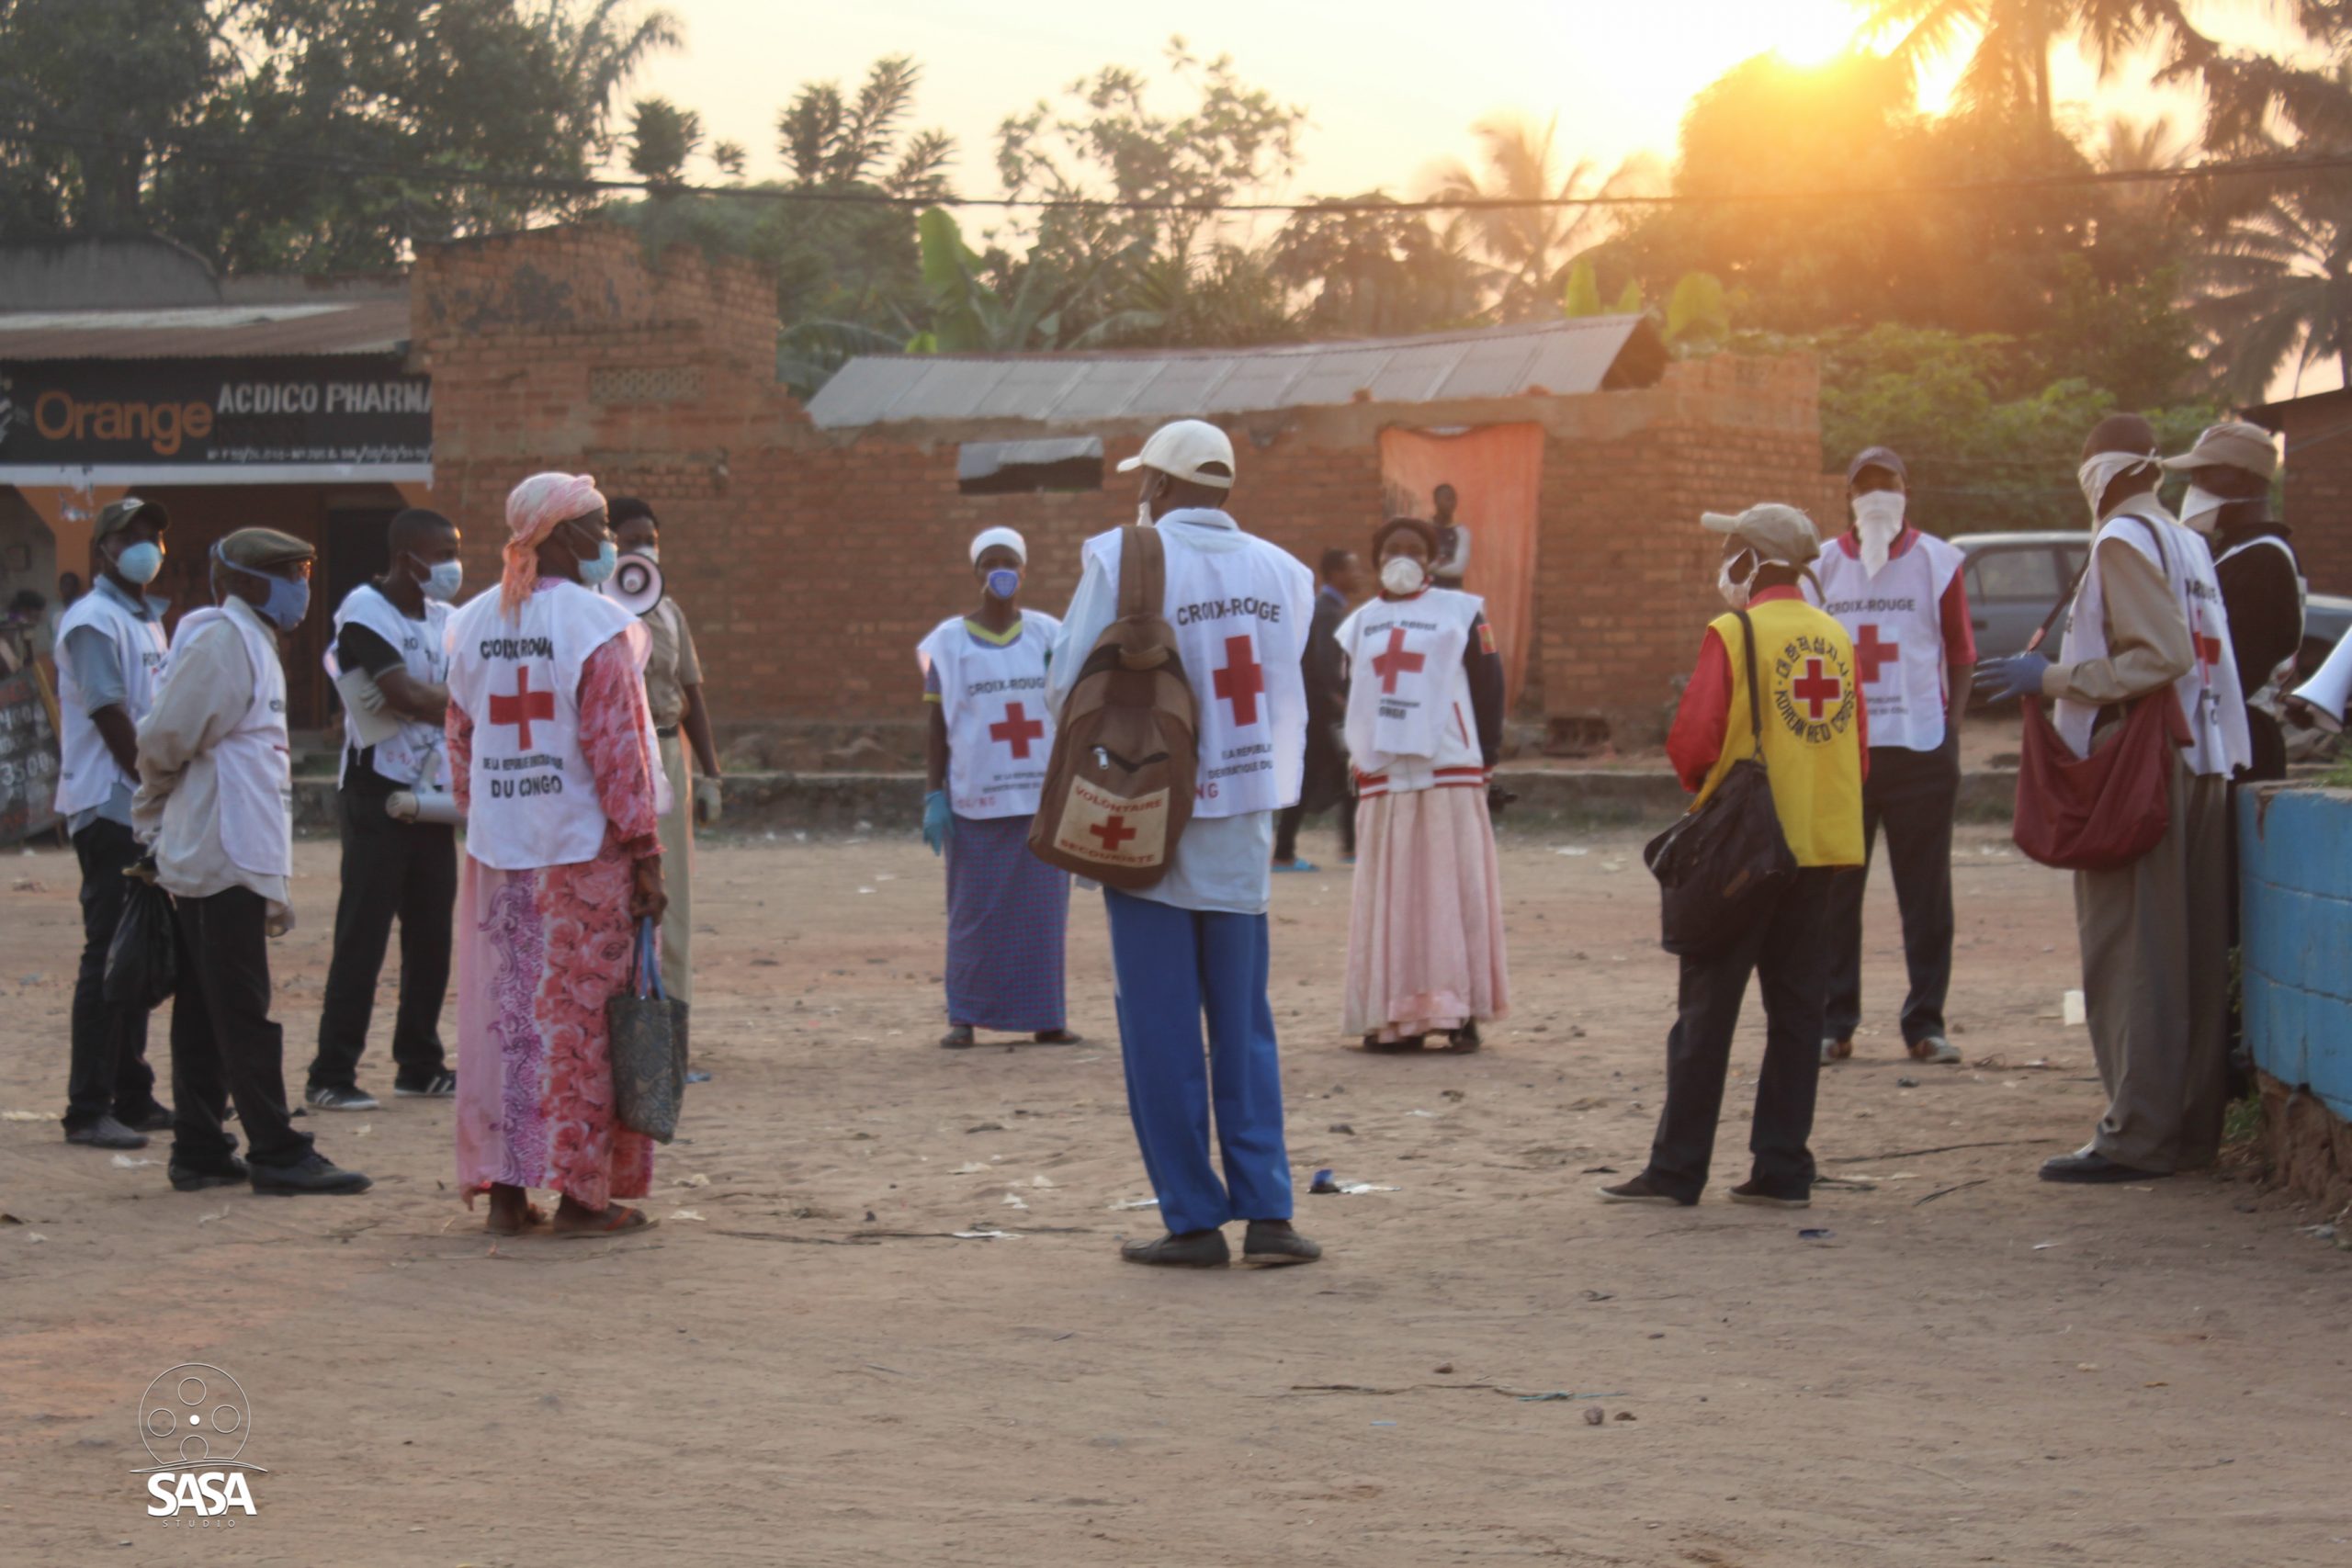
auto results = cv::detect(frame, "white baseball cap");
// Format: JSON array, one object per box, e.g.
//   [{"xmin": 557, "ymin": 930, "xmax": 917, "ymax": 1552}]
[{"xmin": 1117, "ymin": 419, "xmax": 1236, "ymax": 490}]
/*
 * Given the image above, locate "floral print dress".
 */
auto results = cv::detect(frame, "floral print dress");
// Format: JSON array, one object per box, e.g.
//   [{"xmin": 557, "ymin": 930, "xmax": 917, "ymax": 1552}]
[{"xmin": 449, "ymin": 594, "xmax": 663, "ymax": 1210}]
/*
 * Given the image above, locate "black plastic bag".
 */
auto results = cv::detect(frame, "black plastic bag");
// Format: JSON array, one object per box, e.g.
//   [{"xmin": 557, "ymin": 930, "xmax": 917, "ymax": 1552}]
[
  {"xmin": 609, "ymin": 918, "xmax": 688, "ymax": 1144},
  {"xmin": 1642, "ymin": 610, "xmax": 1797, "ymax": 956},
  {"xmin": 104, "ymin": 869, "xmax": 177, "ymax": 1011}
]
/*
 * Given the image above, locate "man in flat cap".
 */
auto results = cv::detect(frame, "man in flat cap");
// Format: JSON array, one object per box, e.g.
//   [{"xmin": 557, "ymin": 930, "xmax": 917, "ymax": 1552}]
[
  {"xmin": 51, "ymin": 497, "xmax": 175, "ymax": 1151},
  {"xmin": 2165, "ymin": 421, "xmax": 2300, "ymax": 781},
  {"xmin": 1977, "ymin": 413, "xmax": 2249, "ymax": 1185},
  {"xmin": 1602, "ymin": 504, "xmax": 1866, "ymax": 1209},
  {"xmin": 136, "ymin": 527, "xmax": 371, "ymax": 1197}
]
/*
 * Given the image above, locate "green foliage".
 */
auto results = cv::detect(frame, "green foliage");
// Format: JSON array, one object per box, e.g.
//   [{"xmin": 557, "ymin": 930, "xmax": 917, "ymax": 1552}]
[
  {"xmin": 2, "ymin": 0, "xmax": 682, "ymax": 271},
  {"xmin": 1663, "ymin": 271, "xmax": 1728, "ymax": 347},
  {"xmin": 1560, "ymin": 257, "xmax": 1603, "ymax": 318},
  {"xmin": 627, "ymin": 97, "xmax": 702, "ymax": 188},
  {"xmin": 1268, "ymin": 194, "xmax": 1482, "ymax": 338},
  {"xmin": 1807, "ymin": 322, "xmax": 2222, "ymax": 536},
  {"xmin": 1427, "ymin": 115, "xmax": 1654, "ymax": 321}
]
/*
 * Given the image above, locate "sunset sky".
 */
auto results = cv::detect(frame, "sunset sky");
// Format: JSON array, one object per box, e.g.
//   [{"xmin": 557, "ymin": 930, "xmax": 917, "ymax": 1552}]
[{"xmin": 621, "ymin": 0, "xmax": 2309, "ymax": 198}]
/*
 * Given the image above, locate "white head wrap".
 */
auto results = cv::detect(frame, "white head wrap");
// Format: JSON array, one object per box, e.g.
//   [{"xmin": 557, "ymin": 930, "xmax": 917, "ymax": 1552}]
[
  {"xmin": 969, "ymin": 526, "xmax": 1026, "ymax": 566},
  {"xmin": 2077, "ymin": 451, "xmax": 2161, "ymax": 525}
]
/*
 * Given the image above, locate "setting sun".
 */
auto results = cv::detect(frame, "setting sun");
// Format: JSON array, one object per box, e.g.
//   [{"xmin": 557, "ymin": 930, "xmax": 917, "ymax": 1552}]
[{"xmin": 1766, "ymin": 0, "xmax": 1864, "ymax": 65}]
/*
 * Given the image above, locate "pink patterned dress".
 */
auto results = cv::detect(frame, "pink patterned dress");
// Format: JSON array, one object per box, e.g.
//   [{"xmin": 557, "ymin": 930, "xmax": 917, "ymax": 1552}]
[{"xmin": 449, "ymin": 606, "xmax": 663, "ymax": 1211}]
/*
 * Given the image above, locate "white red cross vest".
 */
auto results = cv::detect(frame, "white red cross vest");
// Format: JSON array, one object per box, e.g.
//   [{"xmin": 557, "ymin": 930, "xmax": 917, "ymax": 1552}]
[
  {"xmin": 918, "ymin": 612, "xmax": 1061, "ymax": 819},
  {"xmin": 167, "ymin": 604, "xmax": 293, "ymax": 879},
  {"xmin": 2057, "ymin": 513, "xmax": 2250, "ymax": 777},
  {"xmin": 1337, "ymin": 587, "xmax": 1486, "ymax": 795},
  {"xmin": 325, "ymin": 582, "xmax": 451, "ymax": 789},
  {"xmin": 51, "ymin": 586, "xmax": 168, "ymax": 817},
  {"xmin": 447, "ymin": 581, "xmax": 650, "ymax": 869},
  {"xmin": 1807, "ymin": 531, "xmax": 1964, "ymax": 752},
  {"xmin": 1081, "ymin": 513, "xmax": 1313, "ymax": 818}
]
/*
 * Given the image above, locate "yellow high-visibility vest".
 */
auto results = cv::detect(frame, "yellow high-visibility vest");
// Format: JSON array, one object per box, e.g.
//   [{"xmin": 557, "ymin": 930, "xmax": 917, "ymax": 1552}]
[{"xmin": 1693, "ymin": 596, "xmax": 1867, "ymax": 868}]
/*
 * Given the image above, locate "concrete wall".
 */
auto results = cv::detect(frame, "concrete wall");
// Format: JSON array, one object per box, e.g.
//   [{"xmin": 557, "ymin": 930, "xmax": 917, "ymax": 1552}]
[
  {"xmin": 413, "ymin": 223, "xmax": 1838, "ymax": 745},
  {"xmin": 2239, "ymin": 784, "xmax": 2352, "ymax": 1210}
]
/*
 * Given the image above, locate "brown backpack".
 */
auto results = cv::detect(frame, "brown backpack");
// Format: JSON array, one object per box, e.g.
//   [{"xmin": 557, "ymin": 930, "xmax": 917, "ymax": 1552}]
[{"xmin": 1027, "ymin": 525, "xmax": 1198, "ymax": 888}]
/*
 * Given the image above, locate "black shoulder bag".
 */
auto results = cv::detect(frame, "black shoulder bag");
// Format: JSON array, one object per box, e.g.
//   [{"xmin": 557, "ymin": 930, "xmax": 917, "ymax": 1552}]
[{"xmin": 1642, "ymin": 609, "xmax": 1798, "ymax": 956}]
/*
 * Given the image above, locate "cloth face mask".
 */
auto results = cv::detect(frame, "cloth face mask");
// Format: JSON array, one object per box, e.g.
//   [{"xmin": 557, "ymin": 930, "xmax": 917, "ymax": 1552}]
[
  {"xmin": 2177, "ymin": 486, "xmax": 2226, "ymax": 536},
  {"xmin": 984, "ymin": 568, "xmax": 1021, "ymax": 600},
  {"xmin": 1851, "ymin": 491, "xmax": 1905, "ymax": 576},
  {"xmin": 2077, "ymin": 452, "xmax": 2158, "ymax": 525},
  {"xmin": 1717, "ymin": 551, "xmax": 1761, "ymax": 610}
]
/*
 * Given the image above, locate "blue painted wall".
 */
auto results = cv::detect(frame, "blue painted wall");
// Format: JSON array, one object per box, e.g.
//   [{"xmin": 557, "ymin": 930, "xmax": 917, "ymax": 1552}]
[{"xmin": 2239, "ymin": 786, "xmax": 2352, "ymax": 1120}]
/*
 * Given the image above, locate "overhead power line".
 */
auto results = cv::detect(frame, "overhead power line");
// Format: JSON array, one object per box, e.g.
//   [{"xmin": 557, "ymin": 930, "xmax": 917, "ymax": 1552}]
[{"xmin": 7, "ymin": 124, "xmax": 2351, "ymax": 214}]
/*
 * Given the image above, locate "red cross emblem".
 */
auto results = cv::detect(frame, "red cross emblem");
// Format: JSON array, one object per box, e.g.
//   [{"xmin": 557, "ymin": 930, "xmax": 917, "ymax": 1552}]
[
  {"xmin": 989, "ymin": 701, "xmax": 1045, "ymax": 759},
  {"xmin": 1212, "ymin": 635, "xmax": 1265, "ymax": 726},
  {"xmin": 1088, "ymin": 813, "xmax": 1137, "ymax": 852},
  {"xmin": 1792, "ymin": 658, "xmax": 1844, "ymax": 720},
  {"xmin": 1852, "ymin": 624, "xmax": 1900, "ymax": 685},
  {"xmin": 489, "ymin": 667, "xmax": 555, "ymax": 749},
  {"xmin": 2193, "ymin": 633, "xmax": 2224, "ymax": 670},
  {"xmin": 1370, "ymin": 626, "xmax": 1426, "ymax": 694}
]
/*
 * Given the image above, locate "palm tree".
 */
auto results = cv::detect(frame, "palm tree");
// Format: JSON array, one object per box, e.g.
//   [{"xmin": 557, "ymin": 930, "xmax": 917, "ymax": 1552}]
[
  {"xmin": 2195, "ymin": 176, "xmax": 2352, "ymax": 398},
  {"xmin": 1426, "ymin": 116, "xmax": 1655, "ymax": 321}
]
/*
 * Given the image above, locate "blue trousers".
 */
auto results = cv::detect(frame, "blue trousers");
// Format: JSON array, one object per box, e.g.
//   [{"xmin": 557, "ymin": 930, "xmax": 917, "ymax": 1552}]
[{"xmin": 1102, "ymin": 888, "xmax": 1294, "ymax": 1235}]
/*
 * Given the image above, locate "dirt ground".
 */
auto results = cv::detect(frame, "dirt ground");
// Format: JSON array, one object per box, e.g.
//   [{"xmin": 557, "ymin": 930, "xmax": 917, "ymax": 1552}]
[{"xmin": 3, "ymin": 822, "xmax": 2347, "ymax": 1568}]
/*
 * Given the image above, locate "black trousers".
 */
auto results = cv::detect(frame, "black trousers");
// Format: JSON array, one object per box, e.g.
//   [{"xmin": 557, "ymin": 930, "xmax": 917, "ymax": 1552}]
[
  {"xmin": 1824, "ymin": 744, "xmax": 1958, "ymax": 1047},
  {"xmin": 1644, "ymin": 866, "xmax": 1837, "ymax": 1201},
  {"xmin": 307, "ymin": 784, "xmax": 456, "ymax": 1092},
  {"xmin": 64, "ymin": 818, "xmax": 160, "ymax": 1129},
  {"xmin": 169, "ymin": 886, "xmax": 312, "ymax": 1169},
  {"xmin": 1273, "ymin": 791, "xmax": 1356, "ymax": 863}
]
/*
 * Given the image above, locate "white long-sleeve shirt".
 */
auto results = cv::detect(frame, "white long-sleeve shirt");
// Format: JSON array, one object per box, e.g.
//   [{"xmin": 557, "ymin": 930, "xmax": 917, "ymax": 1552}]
[
  {"xmin": 1046, "ymin": 510, "xmax": 1276, "ymax": 916},
  {"xmin": 133, "ymin": 595, "xmax": 291, "ymax": 916}
]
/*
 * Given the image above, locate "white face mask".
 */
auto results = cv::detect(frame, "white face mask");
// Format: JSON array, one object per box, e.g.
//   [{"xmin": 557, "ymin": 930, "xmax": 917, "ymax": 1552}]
[
  {"xmin": 1380, "ymin": 556, "xmax": 1427, "ymax": 596},
  {"xmin": 1851, "ymin": 490, "xmax": 1905, "ymax": 576},
  {"xmin": 1717, "ymin": 550, "xmax": 1760, "ymax": 610},
  {"xmin": 2077, "ymin": 451, "xmax": 2159, "ymax": 525},
  {"xmin": 2177, "ymin": 486, "xmax": 2226, "ymax": 536}
]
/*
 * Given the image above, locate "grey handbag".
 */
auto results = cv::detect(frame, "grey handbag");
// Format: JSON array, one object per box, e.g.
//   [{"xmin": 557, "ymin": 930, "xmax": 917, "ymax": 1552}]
[{"xmin": 608, "ymin": 917, "xmax": 689, "ymax": 1143}]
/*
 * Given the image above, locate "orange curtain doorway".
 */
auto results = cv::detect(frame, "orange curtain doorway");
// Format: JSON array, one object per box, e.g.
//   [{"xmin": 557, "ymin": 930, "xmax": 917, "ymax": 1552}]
[{"xmin": 1377, "ymin": 423, "xmax": 1543, "ymax": 709}]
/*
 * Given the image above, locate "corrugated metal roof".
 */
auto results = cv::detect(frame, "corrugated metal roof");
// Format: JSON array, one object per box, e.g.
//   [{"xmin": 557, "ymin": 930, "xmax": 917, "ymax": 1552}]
[
  {"xmin": 806, "ymin": 315, "xmax": 1665, "ymax": 431},
  {"xmin": 0, "ymin": 298, "xmax": 412, "ymax": 359}
]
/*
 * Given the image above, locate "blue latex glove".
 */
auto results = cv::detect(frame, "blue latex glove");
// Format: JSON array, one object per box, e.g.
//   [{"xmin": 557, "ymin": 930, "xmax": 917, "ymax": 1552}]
[
  {"xmin": 922, "ymin": 789, "xmax": 955, "ymax": 855},
  {"xmin": 1973, "ymin": 650, "xmax": 2052, "ymax": 705}
]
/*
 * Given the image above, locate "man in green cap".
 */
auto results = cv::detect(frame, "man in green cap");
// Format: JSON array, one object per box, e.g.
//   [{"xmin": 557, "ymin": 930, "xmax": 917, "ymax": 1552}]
[
  {"xmin": 135, "ymin": 527, "xmax": 371, "ymax": 1197},
  {"xmin": 52, "ymin": 497, "xmax": 175, "ymax": 1150}
]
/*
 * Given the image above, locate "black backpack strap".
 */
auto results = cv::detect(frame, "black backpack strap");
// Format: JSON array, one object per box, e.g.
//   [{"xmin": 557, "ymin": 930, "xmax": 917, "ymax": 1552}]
[{"xmin": 1732, "ymin": 607, "xmax": 1765, "ymax": 758}]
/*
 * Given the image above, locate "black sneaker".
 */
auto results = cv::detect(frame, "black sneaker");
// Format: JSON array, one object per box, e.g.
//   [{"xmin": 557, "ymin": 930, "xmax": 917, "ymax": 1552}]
[
  {"xmin": 1597, "ymin": 1173, "xmax": 1695, "ymax": 1206},
  {"xmin": 1241, "ymin": 1220, "xmax": 1322, "ymax": 1266},
  {"xmin": 65, "ymin": 1114, "xmax": 150, "ymax": 1150},
  {"xmin": 119, "ymin": 1103, "xmax": 176, "ymax": 1133},
  {"xmin": 305, "ymin": 1085, "xmax": 379, "ymax": 1112},
  {"xmin": 393, "ymin": 1073, "xmax": 456, "ymax": 1099},
  {"xmin": 1728, "ymin": 1179, "xmax": 1811, "ymax": 1210},
  {"xmin": 169, "ymin": 1155, "xmax": 250, "ymax": 1192},
  {"xmin": 1120, "ymin": 1229, "xmax": 1231, "ymax": 1268},
  {"xmin": 248, "ymin": 1153, "xmax": 372, "ymax": 1196}
]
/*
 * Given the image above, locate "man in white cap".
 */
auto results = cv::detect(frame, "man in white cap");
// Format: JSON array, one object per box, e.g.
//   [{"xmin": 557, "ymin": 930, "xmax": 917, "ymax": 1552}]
[
  {"xmin": 1047, "ymin": 419, "xmax": 1321, "ymax": 1267},
  {"xmin": 1808, "ymin": 446, "xmax": 1975, "ymax": 1067},
  {"xmin": 1977, "ymin": 413, "xmax": 2248, "ymax": 1185},
  {"xmin": 2164, "ymin": 421, "xmax": 2300, "ymax": 781},
  {"xmin": 919, "ymin": 525, "xmax": 1076, "ymax": 1049},
  {"xmin": 1602, "ymin": 503, "xmax": 1866, "ymax": 1208}
]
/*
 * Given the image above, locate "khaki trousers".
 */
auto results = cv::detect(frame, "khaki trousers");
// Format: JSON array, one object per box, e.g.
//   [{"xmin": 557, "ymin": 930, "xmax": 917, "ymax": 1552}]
[
  {"xmin": 657, "ymin": 733, "xmax": 694, "ymax": 1009},
  {"xmin": 2073, "ymin": 760, "xmax": 2231, "ymax": 1171}
]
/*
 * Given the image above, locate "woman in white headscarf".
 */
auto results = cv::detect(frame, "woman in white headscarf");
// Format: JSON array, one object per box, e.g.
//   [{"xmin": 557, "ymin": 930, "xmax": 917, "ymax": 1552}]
[{"xmin": 917, "ymin": 526, "xmax": 1078, "ymax": 1049}]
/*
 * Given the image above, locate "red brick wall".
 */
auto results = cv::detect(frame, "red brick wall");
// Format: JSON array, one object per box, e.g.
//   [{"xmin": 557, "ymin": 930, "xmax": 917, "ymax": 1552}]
[
  {"xmin": 413, "ymin": 224, "xmax": 1833, "ymax": 746},
  {"xmin": 2272, "ymin": 389, "xmax": 2352, "ymax": 596}
]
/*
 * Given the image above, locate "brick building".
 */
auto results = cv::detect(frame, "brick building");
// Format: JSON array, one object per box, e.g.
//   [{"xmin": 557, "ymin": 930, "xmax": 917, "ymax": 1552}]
[
  {"xmin": 413, "ymin": 224, "xmax": 1840, "ymax": 749},
  {"xmin": 2250, "ymin": 386, "xmax": 2352, "ymax": 595}
]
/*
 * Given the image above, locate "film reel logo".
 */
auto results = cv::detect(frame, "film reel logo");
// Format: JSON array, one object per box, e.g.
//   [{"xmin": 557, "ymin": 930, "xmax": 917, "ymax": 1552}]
[{"xmin": 134, "ymin": 1363, "xmax": 266, "ymax": 1519}]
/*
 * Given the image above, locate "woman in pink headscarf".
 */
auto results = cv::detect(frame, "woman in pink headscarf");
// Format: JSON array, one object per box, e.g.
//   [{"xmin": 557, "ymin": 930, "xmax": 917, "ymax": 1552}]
[{"xmin": 444, "ymin": 474, "xmax": 669, "ymax": 1235}]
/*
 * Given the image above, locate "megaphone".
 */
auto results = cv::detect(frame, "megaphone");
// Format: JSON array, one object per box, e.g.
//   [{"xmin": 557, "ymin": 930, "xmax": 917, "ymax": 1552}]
[
  {"xmin": 2289, "ymin": 631, "xmax": 2352, "ymax": 734},
  {"xmin": 602, "ymin": 550, "xmax": 664, "ymax": 617}
]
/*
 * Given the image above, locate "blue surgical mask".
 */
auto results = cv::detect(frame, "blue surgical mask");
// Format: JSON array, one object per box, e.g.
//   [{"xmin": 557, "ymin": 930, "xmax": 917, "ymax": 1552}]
[
  {"xmin": 112, "ymin": 540, "xmax": 164, "ymax": 585},
  {"xmin": 985, "ymin": 567, "xmax": 1021, "ymax": 600},
  {"xmin": 413, "ymin": 557, "xmax": 464, "ymax": 603},
  {"xmin": 577, "ymin": 539, "xmax": 618, "ymax": 587},
  {"xmin": 215, "ymin": 547, "xmax": 311, "ymax": 631}
]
